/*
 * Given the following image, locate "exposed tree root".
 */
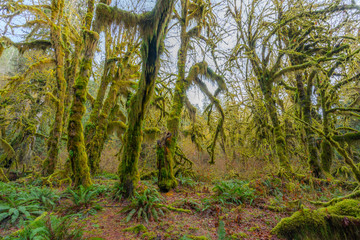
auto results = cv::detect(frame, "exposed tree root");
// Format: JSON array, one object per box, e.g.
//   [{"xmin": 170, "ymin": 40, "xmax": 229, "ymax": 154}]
[{"xmin": 41, "ymin": 169, "xmax": 72, "ymax": 188}]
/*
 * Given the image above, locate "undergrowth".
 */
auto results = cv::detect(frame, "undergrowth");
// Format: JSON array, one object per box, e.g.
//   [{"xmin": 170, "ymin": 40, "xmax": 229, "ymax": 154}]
[{"xmin": 120, "ymin": 187, "xmax": 166, "ymax": 223}]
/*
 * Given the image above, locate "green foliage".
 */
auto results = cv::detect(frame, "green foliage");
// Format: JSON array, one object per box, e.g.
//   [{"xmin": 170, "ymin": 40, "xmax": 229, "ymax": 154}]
[
  {"xmin": 112, "ymin": 182, "xmax": 124, "ymax": 201},
  {"xmin": 63, "ymin": 185, "xmax": 102, "ymax": 217},
  {"xmin": 9, "ymin": 214, "xmax": 84, "ymax": 240},
  {"xmin": 171, "ymin": 198, "xmax": 203, "ymax": 212},
  {"xmin": 212, "ymin": 180, "xmax": 256, "ymax": 205},
  {"xmin": 0, "ymin": 195, "xmax": 43, "ymax": 228},
  {"xmin": 217, "ymin": 220, "xmax": 226, "ymax": 240},
  {"xmin": 177, "ymin": 174, "xmax": 196, "ymax": 188},
  {"xmin": 64, "ymin": 185, "xmax": 97, "ymax": 208},
  {"xmin": 120, "ymin": 187, "xmax": 166, "ymax": 223},
  {"xmin": 28, "ymin": 187, "xmax": 60, "ymax": 210},
  {"xmin": 94, "ymin": 172, "xmax": 119, "ymax": 180},
  {"xmin": 122, "ymin": 224, "xmax": 148, "ymax": 234}
]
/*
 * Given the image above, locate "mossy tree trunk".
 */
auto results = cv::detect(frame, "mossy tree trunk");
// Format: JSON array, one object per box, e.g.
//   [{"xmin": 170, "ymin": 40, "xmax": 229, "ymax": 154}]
[
  {"xmin": 84, "ymin": 29, "xmax": 114, "ymax": 147},
  {"xmin": 157, "ymin": 132, "xmax": 177, "ymax": 192},
  {"xmin": 319, "ymin": 82, "xmax": 333, "ymax": 174},
  {"xmin": 63, "ymin": 35, "xmax": 81, "ymax": 134},
  {"xmin": 294, "ymin": 68, "xmax": 322, "ymax": 177},
  {"xmin": 157, "ymin": 0, "xmax": 191, "ymax": 192},
  {"xmin": 86, "ymin": 30, "xmax": 139, "ymax": 174},
  {"xmin": 118, "ymin": 0, "xmax": 176, "ymax": 197},
  {"xmin": 259, "ymin": 74, "xmax": 293, "ymax": 173},
  {"xmin": 43, "ymin": 0, "xmax": 66, "ymax": 176},
  {"xmin": 157, "ymin": 0, "xmax": 219, "ymax": 190},
  {"xmin": 87, "ymin": 62, "xmax": 127, "ymax": 173},
  {"xmin": 67, "ymin": 0, "xmax": 98, "ymax": 188}
]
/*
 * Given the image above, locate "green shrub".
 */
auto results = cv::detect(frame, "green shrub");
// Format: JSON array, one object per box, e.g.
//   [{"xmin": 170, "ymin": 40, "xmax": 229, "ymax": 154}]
[
  {"xmin": 63, "ymin": 185, "xmax": 102, "ymax": 217},
  {"xmin": 177, "ymin": 174, "xmax": 196, "ymax": 188},
  {"xmin": 10, "ymin": 214, "xmax": 84, "ymax": 240},
  {"xmin": 0, "ymin": 195, "xmax": 43, "ymax": 228},
  {"xmin": 212, "ymin": 180, "xmax": 255, "ymax": 205},
  {"xmin": 28, "ymin": 187, "xmax": 60, "ymax": 210},
  {"xmin": 120, "ymin": 187, "xmax": 166, "ymax": 223}
]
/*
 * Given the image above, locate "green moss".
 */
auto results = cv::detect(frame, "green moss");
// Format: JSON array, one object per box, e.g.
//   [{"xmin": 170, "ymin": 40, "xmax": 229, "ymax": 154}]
[
  {"xmin": 118, "ymin": 0, "xmax": 176, "ymax": 198},
  {"xmin": 272, "ymin": 199, "xmax": 360, "ymax": 240},
  {"xmin": 187, "ymin": 236, "xmax": 209, "ymax": 240},
  {"xmin": 67, "ymin": 27, "xmax": 98, "ymax": 187},
  {"xmin": 156, "ymin": 133, "xmax": 178, "ymax": 192},
  {"xmin": 0, "ymin": 168, "xmax": 9, "ymax": 182},
  {"xmin": 142, "ymin": 231, "xmax": 157, "ymax": 239},
  {"xmin": 321, "ymin": 140, "xmax": 333, "ymax": 173},
  {"xmin": 231, "ymin": 232, "xmax": 248, "ymax": 239},
  {"xmin": 122, "ymin": 224, "xmax": 148, "ymax": 234}
]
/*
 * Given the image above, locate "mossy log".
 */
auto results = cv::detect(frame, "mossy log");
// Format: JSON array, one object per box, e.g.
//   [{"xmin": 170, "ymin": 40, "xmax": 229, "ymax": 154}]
[
  {"xmin": 156, "ymin": 132, "xmax": 178, "ymax": 192},
  {"xmin": 272, "ymin": 199, "xmax": 360, "ymax": 240}
]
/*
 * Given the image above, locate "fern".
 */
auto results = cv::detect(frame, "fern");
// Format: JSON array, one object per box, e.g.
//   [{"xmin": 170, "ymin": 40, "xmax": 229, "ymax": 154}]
[
  {"xmin": 120, "ymin": 187, "xmax": 166, "ymax": 223},
  {"xmin": 28, "ymin": 187, "xmax": 60, "ymax": 210},
  {"xmin": 177, "ymin": 174, "xmax": 196, "ymax": 188},
  {"xmin": 212, "ymin": 180, "xmax": 255, "ymax": 205},
  {"xmin": 0, "ymin": 195, "xmax": 43, "ymax": 228},
  {"xmin": 63, "ymin": 185, "xmax": 102, "ymax": 218},
  {"xmin": 14, "ymin": 214, "xmax": 84, "ymax": 240}
]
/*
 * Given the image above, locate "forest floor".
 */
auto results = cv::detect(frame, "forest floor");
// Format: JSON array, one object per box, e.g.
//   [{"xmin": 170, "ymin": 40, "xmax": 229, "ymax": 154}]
[
  {"xmin": 81, "ymin": 183, "xmax": 287, "ymax": 240},
  {"xmin": 79, "ymin": 174, "xmax": 347, "ymax": 240},
  {"xmin": 0, "ymin": 173, "xmax": 351, "ymax": 240}
]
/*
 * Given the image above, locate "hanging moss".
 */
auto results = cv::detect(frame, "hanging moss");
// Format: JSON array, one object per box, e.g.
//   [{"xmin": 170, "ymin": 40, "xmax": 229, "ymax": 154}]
[
  {"xmin": 272, "ymin": 199, "xmax": 360, "ymax": 240},
  {"xmin": 6, "ymin": 59, "xmax": 56, "ymax": 88},
  {"xmin": 95, "ymin": 3, "xmax": 141, "ymax": 31},
  {"xmin": 0, "ymin": 43, "xmax": 4, "ymax": 58},
  {"xmin": 1, "ymin": 37, "xmax": 52, "ymax": 54},
  {"xmin": 118, "ymin": 0, "xmax": 176, "ymax": 198},
  {"xmin": 143, "ymin": 127, "xmax": 161, "ymax": 141},
  {"xmin": 87, "ymin": 50, "xmax": 137, "ymax": 174}
]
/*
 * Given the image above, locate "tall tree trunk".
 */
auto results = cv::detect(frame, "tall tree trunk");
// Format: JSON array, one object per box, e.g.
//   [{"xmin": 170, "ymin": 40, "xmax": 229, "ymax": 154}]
[
  {"xmin": 260, "ymin": 76, "xmax": 292, "ymax": 173},
  {"xmin": 320, "ymin": 87, "xmax": 333, "ymax": 173},
  {"xmin": 87, "ymin": 65, "xmax": 124, "ymax": 174},
  {"xmin": 157, "ymin": 0, "xmax": 190, "ymax": 191},
  {"xmin": 43, "ymin": 0, "xmax": 66, "ymax": 176},
  {"xmin": 295, "ymin": 70, "xmax": 322, "ymax": 177},
  {"xmin": 118, "ymin": 0, "xmax": 175, "ymax": 197},
  {"xmin": 84, "ymin": 29, "xmax": 113, "ymax": 147},
  {"xmin": 67, "ymin": 0, "xmax": 97, "ymax": 187}
]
